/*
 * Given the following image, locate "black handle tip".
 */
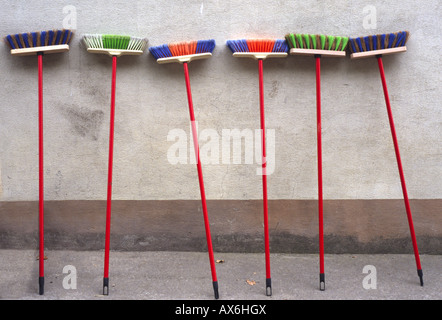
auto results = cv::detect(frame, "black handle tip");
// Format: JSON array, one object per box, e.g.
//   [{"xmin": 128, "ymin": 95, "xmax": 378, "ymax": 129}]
[
  {"xmin": 103, "ymin": 277, "xmax": 109, "ymax": 295},
  {"xmin": 418, "ymin": 269, "xmax": 424, "ymax": 286},
  {"xmin": 213, "ymin": 281, "xmax": 219, "ymax": 299},
  {"xmin": 266, "ymin": 278, "xmax": 272, "ymax": 296},
  {"xmin": 39, "ymin": 277, "xmax": 44, "ymax": 295},
  {"xmin": 320, "ymin": 273, "xmax": 325, "ymax": 291}
]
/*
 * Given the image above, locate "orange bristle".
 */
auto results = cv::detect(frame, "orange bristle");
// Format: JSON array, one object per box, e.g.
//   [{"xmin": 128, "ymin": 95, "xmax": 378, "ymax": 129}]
[
  {"xmin": 246, "ymin": 39, "xmax": 276, "ymax": 52},
  {"xmin": 169, "ymin": 41, "xmax": 198, "ymax": 56}
]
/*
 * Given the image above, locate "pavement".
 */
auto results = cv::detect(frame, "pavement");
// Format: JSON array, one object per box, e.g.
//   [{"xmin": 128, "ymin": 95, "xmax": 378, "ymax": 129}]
[{"xmin": 0, "ymin": 250, "xmax": 440, "ymax": 301}]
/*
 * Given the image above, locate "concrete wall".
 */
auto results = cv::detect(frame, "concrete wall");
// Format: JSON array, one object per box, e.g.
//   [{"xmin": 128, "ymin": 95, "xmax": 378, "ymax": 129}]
[
  {"xmin": 0, "ymin": 0, "xmax": 440, "ymax": 202},
  {"xmin": 0, "ymin": 1, "xmax": 440, "ymax": 253}
]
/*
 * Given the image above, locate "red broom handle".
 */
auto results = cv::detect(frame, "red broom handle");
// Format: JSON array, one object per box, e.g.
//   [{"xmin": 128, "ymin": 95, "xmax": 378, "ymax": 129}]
[
  {"xmin": 183, "ymin": 62, "xmax": 218, "ymax": 284},
  {"xmin": 377, "ymin": 57, "xmax": 422, "ymax": 272},
  {"xmin": 316, "ymin": 57, "xmax": 324, "ymax": 270},
  {"xmin": 316, "ymin": 56, "xmax": 325, "ymax": 290},
  {"xmin": 104, "ymin": 55, "xmax": 117, "ymax": 281},
  {"xmin": 258, "ymin": 59, "xmax": 271, "ymax": 283},
  {"xmin": 38, "ymin": 53, "xmax": 44, "ymax": 281}
]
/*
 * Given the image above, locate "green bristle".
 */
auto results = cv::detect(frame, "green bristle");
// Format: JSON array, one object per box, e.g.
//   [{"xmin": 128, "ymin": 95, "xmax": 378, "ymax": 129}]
[
  {"xmin": 319, "ymin": 34, "xmax": 326, "ymax": 50},
  {"xmin": 287, "ymin": 33, "xmax": 296, "ymax": 48},
  {"xmin": 102, "ymin": 35, "xmax": 131, "ymax": 49},
  {"xmin": 310, "ymin": 34, "xmax": 316, "ymax": 49},
  {"xmin": 341, "ymin": 37, "xmax": 349, "ymax": 51},
  {"xmin": 303, "ymin": 34, "xmax": 310, "ymax": 49},
  {"xmin": 334, "ymin": 36, "xmax": 342, "ymax": 50},
  {"xmin": 296, "ymin": 34, "xmax": 303, "ymax": 48},
  {"xmin": 286, "ymin": 33, "xmax": 349, "ymax": 51},
  {"xmin": 328, "ymin": 36, "xmax": 335, "ymax": 50}
]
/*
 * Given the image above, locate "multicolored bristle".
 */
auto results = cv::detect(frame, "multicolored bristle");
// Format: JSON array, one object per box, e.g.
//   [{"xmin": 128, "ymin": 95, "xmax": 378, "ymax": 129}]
[
  {"xmin": 5, "ymin": 29, "xmax": 74, "ymax": 49},
  {"xmin": 83, "ymin": 34, "xmax": 147, "ymax": 51},
  {"xmin": 348, "ymin": 31, "xmax": 409, "ymax": 53},
  {"xmin": 226, "ymin": 39, "xmax": 289, "ymax": 53},
  {"xmin": 149, "ymin": 39, "xmax": 216, "ymax": 59},
  {"xmin": 285, "ymin": 33, "xmax": 349, "ymax": 51}
]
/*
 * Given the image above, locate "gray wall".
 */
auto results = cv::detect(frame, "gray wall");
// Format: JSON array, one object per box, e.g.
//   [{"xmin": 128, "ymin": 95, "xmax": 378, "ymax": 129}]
[{"xmin": 0, "ymin": 0, "xmax": 440, "ymax": 202}]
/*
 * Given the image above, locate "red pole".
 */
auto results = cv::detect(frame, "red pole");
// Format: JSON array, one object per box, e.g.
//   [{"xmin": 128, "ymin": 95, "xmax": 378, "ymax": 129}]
[
  {"xmin": 37, "ymin": 52, "xmax": 45, "ymax": 295},
  {"xmin": 183, "ymin": 62, "xmax": 219, "ymax": 299},
  {"xmin": 258, "ymin": 59, "xmax": 272, "ymax": 296},
  {"xmin": 377, "ymin": 56, "xmax": 423, "ymax": 286},
  {"xmin": 103, "ymin": 55, "xmax": 117, "ymax": 295},
  {"xmin": 316, "ymin": 55, "xmax": 325, "ymax": 291}
]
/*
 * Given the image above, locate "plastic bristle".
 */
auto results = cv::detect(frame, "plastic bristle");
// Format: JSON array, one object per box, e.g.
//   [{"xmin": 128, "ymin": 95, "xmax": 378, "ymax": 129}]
[
  {"xmin": 101, "ymin": 35, "xmax": 131, "ymax": 50},
  {"xmin": 286, "ymin": 33, "xmax": 348, "ymax": 51},
  {"xmin": 61, "ymin": 30, "xmax": 69, "ymax": 45},
  {"xmin": 246, "ymin": 39, "xmax": 276, "ymax": 52},
  {"xmin": 334, "ymin": 36, "xmax": 341, "ymax": 50},
  {"xmin": 41, "ymin": 31, "xmax": 48, "ymax": 46},
  {"xmin": 47, "ymin": 30, "xmax": 54, "ymax": 46},
  {"xmin": 387, "ymin": 33, "xmax": 395, "ymax": 48},
  {"xmin": 196, "ymin": 39, "xmax": 216, "ymax": 54},
  {"xmin": 149, "ymin": 44, "xmax": 173, "ymax": 59},
  {"xmin": 167, "ymin": 41, "xmax": 199, "ymax": 56},
  {"xmin": 226, "ymin": 39, "xmax": 249, "ymax": 53},
  {"xmin": 127, "ymin": 37, "xmax": 147, "ymax": 51},
  {"xmin": 31, "ymin": 32, "xmax": 38, "ymax": 47},
  {"xmin": 5, "ymin": 29, "xmax": 73, "ymax": 49},
  {"xmin": 348, "ymin": 31, "xmax": 409, "ymax": 53},
  {"xmin": 54, "ymin": 30, "xmax": 62, "ymax": 44},
  {"xmin": 272, "ymin": 39, "xmax": 289, "ymax": 53},
  {"xmin": 303, "ymin": 34, "xmax": 311, "ymax": 49},
  {"xmin": 22, "ymin": 33, "xmax": 31, "ymax": 48},
  {"xmin": 5, "ymin": 35, "xmax": 15, "ymax": 49},
  {"xmin": 319, "ymin": 35, "xmax": 326, "ymax": 50}
]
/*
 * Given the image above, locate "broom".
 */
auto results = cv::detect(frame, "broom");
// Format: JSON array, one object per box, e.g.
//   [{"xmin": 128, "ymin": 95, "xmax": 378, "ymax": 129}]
[
  {"xmin": 348, "ymin": 31, "xmax": 423, "ymax": 286},
  {"xmin": 148, "ymin": 39, "xmax": 219, "ymax": 299},
  {"xmin": 226, "ymin": 38, "xmax": 289, "ymax": 296},
  {"xmin": 83, "ymin": 34, "xmax": 147, "ymax": 295},
  {"xmin": 285, "ymin": 33, "xmax": 349, "ymax": 291},
  {"xmin": 5, "ymin": 28, "xmax": 74, "ymax": 295}
]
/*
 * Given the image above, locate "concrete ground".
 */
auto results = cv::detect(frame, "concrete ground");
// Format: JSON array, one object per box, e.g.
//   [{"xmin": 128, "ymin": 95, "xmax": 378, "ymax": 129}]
[{"xmin": 0, "ymin": 250, "xmax": 440, "ymax": 300}]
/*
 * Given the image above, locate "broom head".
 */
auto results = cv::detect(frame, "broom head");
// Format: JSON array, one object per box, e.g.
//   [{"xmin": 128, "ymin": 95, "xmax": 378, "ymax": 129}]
[
  {"xmin": 83, "ymin": 34, "xmax": 147, "ymax": 57},
  {"xmin": 149, "ymin": 39, "xmax": 216, "ymax": 64},
  {"xmin": 5, "ymin": 29, "xmax": 74, "ymax": 56},
  {"xmin": 285, "ymin": 33, "xmax": 348, "ymax": 57},
  {"xmin": 226, "ymin": 39, "xmax": 288, "ymax": 60},
  {"xmin": 348, "ymin": 31, "xmax": 409, "ymax": 59}
]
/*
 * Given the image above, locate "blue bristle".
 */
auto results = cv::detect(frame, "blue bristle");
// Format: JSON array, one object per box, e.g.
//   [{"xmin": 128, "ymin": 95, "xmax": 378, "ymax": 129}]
[
  {"xmin": 272, "ymin": 39, "xmax": 289, "ymax": 53},
  {"xmin": 396, "ymin": 31, "xmax": 406, "ymax": 46},
  {"xmin": 47, "ymin": 30, "xmax": 54, "ymax": 45},
  {"xmin": 41, "ymin": 31, "xmax": 47, "ymax": 45},
  {"xmin": 387, "ymin": 33, "xmax": 395, "ymax": 48},
  {"xmin": 364, "ymin": 36, "xmax": 371, "ymax": 51},
  {"xmin": 226, "ymin": 39, "xmax": 249, "ymax": 53},
  {"xmin": 14, "ymin": 34, "xmax": 23, "ymax": 48},
  {"xmin": 62, "ymin": 30, "xmax": 69, "ymax": 44},
  {"xmin": 6, "ymin": 35, "xmax": 16, "ymax": 49},
  {"xmin": 380, "ymin": 34, "xmax": 386, "ymax": 49},
  {"xmin": 22, "ymin": 33, "xmax": 30, "ymax": 48},
  {"xmin": 149, "ymin": 44, "xmax": 173, "ymax": 59},
  {"xmin": 349, "ymin": 38, "xmax": 357, "ymax": 53},
  {"xmin": 31, "ymin": 32, "xmax": 38, "ymax": 47},
  {"xmin": 55, "ymin": 30, "xmax": 62, "ymax": 44},
  {"xmin": 196, "ymin": 39, "xmax": 216, "ymax": 54},
  {"xmin": 372, "ymin": 35, "xmax": 377, "ymax": 50},
  {"xmin": 355, "ymin": 38, "xmax": 363, "ymax": 51}
]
